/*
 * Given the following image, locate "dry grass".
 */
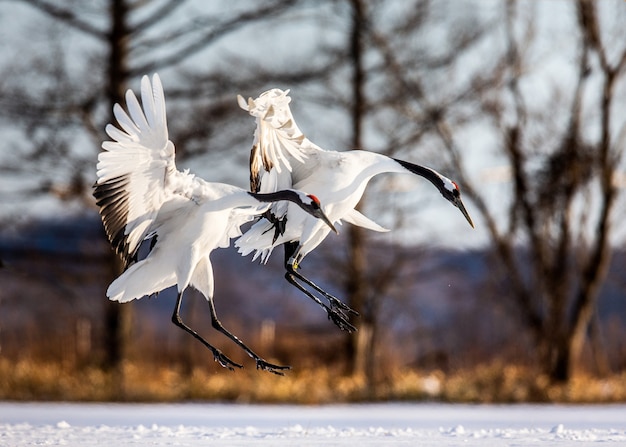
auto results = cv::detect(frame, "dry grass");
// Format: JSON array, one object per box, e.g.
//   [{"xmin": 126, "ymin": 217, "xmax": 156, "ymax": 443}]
[{"xmin": 2, "ymin": 358, "xmax": 626, "ymax": 403}]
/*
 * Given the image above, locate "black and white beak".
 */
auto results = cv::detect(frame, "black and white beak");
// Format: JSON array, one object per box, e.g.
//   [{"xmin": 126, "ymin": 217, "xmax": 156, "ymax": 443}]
[
  {"xmin": 453, "ymin": 195, "xmax": 474, "ymax": 229},
  {"xmin": 305, "ymin": 194, "xmax": 338, "ymax": 234}
]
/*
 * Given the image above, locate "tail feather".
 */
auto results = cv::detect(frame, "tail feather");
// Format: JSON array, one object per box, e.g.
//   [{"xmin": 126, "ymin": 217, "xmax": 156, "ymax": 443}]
[
  {"xmin": 235, "ymin": 219, "xmax": 277, "ymax": 264},
  {"xmin": 107, "ymin": 258, "xmax": 176, "ymax": 302}
]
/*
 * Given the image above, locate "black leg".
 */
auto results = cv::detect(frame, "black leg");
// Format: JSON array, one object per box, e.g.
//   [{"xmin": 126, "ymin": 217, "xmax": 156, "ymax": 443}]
[
  {"xmin": 260, "ymin": 210, "xmax": 288, "ymax": 243},
  {"xmin": 288, "ymin": 267, "xmax": 359, "ymax": 317},
  {"xmin": 206, "ymin": 297, "xmax": 291, "ymax": 375},
  {"xmin": 171, "ymin": 290, "xmax": 242, "ymax": 371},
  {"xmin": 282, "ymin": 242, "xmax": 359, "ymax": 332},
  {"xmin": 285, "ymin": 271, "xmax": 357, "ymax": 333}
]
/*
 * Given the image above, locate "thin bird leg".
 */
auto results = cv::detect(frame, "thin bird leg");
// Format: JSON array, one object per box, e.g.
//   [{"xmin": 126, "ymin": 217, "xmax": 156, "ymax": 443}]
[
  {"xmin": 287, "ymin": 266, "xmax": 359, "ymax": 317},
  {"xmin": 284, "ymin": 242, "xmax": 359, "ymax": 317},
  {"xmin": 171, "ymin": 290, "xmax": 242, "ymax": 371},
  {"xmin": 284, "ymin": 272, "xmax": 357, "ymax": 333},
  {"xmin": 205, "ymin": 297, "xmax": 290, "ymax": 375},
  {"xmin": 282, "ymin": 242, "xmax": 356, "ymax": 332}
]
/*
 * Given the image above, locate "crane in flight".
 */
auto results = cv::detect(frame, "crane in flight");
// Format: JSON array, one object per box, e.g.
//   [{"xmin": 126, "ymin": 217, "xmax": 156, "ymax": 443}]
[
  {"xmin": 236, "ymin": 88, "xmax": 474, "ymax": 333},
  {"xmin": 94, "ymin": 74, "xmax": 337, "ymax": 375}
]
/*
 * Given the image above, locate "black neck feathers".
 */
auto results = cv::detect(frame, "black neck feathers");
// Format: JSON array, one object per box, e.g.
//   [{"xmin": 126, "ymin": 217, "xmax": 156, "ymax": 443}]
[
  {"xmin": 392, "ymin": 158, "xmax": 445, "ymax": 193},
  {"xmin": 248, "ymin": 190, "xmax": 298, "ymax": 204}
]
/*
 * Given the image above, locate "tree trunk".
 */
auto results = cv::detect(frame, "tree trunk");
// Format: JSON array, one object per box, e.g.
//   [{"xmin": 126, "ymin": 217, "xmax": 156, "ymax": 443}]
[
  {"xmin": 344, "ymin": 0, "xmax": 376, "ymax": 388},
  {"xmin": 346, "ymin": 224, "xmax": 369, "ymax": 375},
  {"xmin": 102, "ymin": 0, "xmax": 132, "ymax": 395},
  {"xmin": 542, "ymin": 334, "xmax": 572, "ymax": 383}
]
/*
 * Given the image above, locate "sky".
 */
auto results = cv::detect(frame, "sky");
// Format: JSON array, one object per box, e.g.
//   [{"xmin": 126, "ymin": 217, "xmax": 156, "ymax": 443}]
[{"xmin": 1, "ymin": 0, "xmax": 625, "ymax": 250}]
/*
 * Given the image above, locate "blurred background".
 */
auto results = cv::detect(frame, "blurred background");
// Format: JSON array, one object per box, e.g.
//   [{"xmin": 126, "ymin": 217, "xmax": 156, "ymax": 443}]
[{"xmin": 1, "ymin": 0, "xmax": 626, "ymax": 403}]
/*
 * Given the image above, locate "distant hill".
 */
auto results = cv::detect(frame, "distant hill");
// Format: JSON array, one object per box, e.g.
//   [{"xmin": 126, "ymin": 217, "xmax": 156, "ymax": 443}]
[{"xmin": 1, "ymin": 213, "xmax": 625, "ymax": 370}]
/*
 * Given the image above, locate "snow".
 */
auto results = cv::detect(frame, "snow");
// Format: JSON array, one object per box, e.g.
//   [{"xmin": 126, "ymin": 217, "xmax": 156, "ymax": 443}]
[{"xmin": 1, "ymin": 402, "xmax": 625, "ymax": 446}]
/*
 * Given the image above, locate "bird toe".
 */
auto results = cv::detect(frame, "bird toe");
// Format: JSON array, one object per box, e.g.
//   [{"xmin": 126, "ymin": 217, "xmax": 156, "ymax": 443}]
[
  {"xmin": 256, "ymin": 359, "xmax": 291, "ymax": 375},
  {"xmin": 327, "ymin": 311, "xmax": 357, "ymax": 333},
  {"xmin": 214, "ymin": 351, "xmax": 243, "ymax": 370}
]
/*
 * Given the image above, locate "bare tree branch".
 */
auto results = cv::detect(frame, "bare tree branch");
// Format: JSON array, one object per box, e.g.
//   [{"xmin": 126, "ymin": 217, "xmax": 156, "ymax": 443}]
[
  {"xmin": 129, "ymin": 0, "xmax": 298, "ymax": 76},
  {"xmin": 130, "ymin": 0, "xmax": 187, "ymax": 34},
  {"xmin": 16, "ymin": 0, "xmax": 105, "ymax": 38}
]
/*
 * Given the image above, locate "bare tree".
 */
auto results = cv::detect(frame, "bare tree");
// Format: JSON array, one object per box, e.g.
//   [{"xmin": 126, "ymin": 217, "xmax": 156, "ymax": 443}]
[
  {"xmin": 0, "ymin": 0, "xmax": 314, "ymax": 385},
  {"xmin": 376, "ymin": 0, "xmax": 626, "ymax": 382},
  {"xmin": 344, "ymin": 0, "xmax": 370, "ymax": 379},
  {"xmin": 470, "ymin": 0, "xmax": 626, "ymax": 382},
  {"xmin": 309, "ymin": 0, "xmax": 490, "ymax": 383}
]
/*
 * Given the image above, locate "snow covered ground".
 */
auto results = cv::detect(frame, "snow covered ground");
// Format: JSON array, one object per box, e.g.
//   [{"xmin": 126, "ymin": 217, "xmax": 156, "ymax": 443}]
[{"xmin": 1, "ymin": 402, "xmax": 625, "ymax": 446}]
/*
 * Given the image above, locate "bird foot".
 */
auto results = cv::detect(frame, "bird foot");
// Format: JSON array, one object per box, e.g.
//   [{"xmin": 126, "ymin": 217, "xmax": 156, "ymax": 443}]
[
  {"xmin": 328, "ymin": 296, "xmax": 359, "ymax": 317},
  {"xmin": 312, "ymin": 286, "xmax": 359, "ymax": 317},
  {"xmin": 326, "ymin": 308, "xmax": 357, "ymax": 333},
  {"xmin": 213, "ymin": 350, "xmax": 243, "ymax": 371},
  {"xmin": 256, "ymin": 359, "xmax": 292, "ymax": 376}
]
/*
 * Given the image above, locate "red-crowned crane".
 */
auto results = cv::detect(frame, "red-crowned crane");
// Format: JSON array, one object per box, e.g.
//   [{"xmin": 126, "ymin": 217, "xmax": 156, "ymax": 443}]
[
  {"xmin": 236, "ymin": 88, "xmax": 474, "ymax": 332},
  {"xmin": 94, "ymin": 75, "xmax": 336, "ymax": 374}
]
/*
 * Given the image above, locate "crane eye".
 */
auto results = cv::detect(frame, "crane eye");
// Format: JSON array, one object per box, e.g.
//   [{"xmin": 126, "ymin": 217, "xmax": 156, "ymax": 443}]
[{"xmin": 451, "ymin": 182, "xmax": 461, "ymax": 197}]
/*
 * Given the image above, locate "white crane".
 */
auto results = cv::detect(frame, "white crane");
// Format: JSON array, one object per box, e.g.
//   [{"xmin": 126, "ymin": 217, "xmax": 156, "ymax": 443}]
[
  {"xmin": 94, "ymin": 75, "xmax": 337, "ymax": 374},
  {"xmin": 236, "ymin": 88, "xmax": 474, "ymax": 332}
]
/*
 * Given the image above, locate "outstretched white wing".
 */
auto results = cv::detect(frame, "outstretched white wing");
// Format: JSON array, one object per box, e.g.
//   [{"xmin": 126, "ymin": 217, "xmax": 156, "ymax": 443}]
[{"xmin": 94, "ymin": 74, "xmax": 176, "ymax": 265}]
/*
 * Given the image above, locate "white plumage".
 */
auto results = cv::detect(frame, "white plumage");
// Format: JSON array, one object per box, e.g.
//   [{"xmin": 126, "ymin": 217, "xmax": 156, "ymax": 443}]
[
  {"xmin": 94, "ymin": 75, "xmax": 336, "ymax": 374},
  {"xmin": 236, "ymin": 88, "xmax": 474, "ymax": 332}
]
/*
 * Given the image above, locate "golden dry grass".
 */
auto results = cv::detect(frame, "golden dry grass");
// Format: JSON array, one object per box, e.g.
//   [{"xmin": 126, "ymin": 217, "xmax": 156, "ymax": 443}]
[{"xmin": 2, "ymin": 358, "xmax": 626, "ymax": 403}]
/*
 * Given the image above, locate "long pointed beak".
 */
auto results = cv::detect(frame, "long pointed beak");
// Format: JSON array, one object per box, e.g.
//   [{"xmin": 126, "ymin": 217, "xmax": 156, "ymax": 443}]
[
  {"xmin": 318, "ymin": 209, "xmax": 339, "ymax": 235},
  {"xmin": 456, "ymin": 198, "xmax": 475, "ymax": 229}
]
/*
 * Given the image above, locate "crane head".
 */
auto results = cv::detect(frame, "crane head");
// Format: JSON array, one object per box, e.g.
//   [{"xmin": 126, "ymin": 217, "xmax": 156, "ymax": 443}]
[
  {"xmin": 248, "ymin": 190, "xmax": 339, "ymax": 235},
  {"xmin": 440, "ymin": 181, "xmax": 474, "ymax": 229},
  {"xmin": 300, "ymin": 194, "xmax": 339, "ymax": 235},
  {"xmin": 393, "ymin": 158, "xmax": 474, "ymax": 229}
]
